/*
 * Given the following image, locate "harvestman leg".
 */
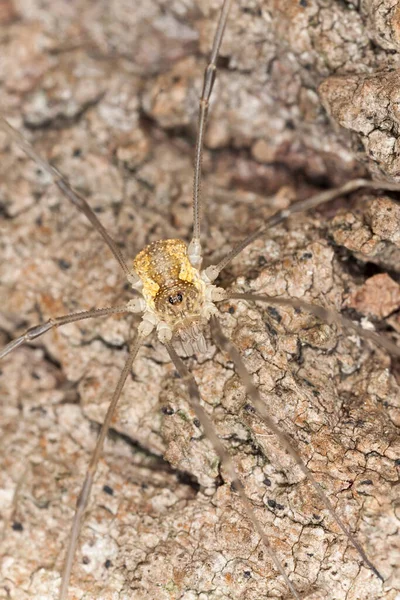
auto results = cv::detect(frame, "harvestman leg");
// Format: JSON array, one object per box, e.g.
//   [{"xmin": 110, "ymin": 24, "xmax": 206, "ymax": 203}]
[
  {"xmin": 209, "ymin": 315, "xmax": 384, "ymax": 581},
  {"xmin": 165, "ymin": 341, "xmax": 302, "ymax": 600},
  {"xmin": 225, "ymin": 293, "xmax": 400, "ymax": 357},
  {"xmin": 188, "ymin": 0, "xmax": 233, "ymax": 268},
  {"xmin": 0, "ymin": 117, "xmax": 131, "ymax": 279},
  {"xmin": 59, "ymin": 333, "xmax": 143, "ymax": 600},
  {"xmin": 0, "ymin": 306, "xmax": 130, "ymax": 360},
  {"xmin": 183, "ymin": 0, "xmax": 398, "ymax": 587},
  {"xmin": 0, "ymin": 304, "xmax": 142, "ymax": 599},
  {"xmin": 0, "ymin": 117, "xmax": 148, "ymax": 597},
  {"xmin": 204, "ymin": 178, "xmax": 400, "ymax": 282}
]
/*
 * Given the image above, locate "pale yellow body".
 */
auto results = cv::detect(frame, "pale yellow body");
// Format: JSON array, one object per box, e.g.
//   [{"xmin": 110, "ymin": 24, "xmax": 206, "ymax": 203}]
[
  {"xmin": 130, "ymin": 238, "xmax": 225, "ymax": 353},
  {"xmin": 133, "ymin": 239, "xmax": 202, "ymax": 311}
]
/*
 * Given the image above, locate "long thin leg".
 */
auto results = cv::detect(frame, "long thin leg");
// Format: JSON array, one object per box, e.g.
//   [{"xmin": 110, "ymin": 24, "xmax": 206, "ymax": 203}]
[
  {"xmin": 59, "ymin": 333, "xmax": 143, "ymax": 600},
  {"xmin": 189, "ymin": 0, "xmax": 233, "ymax": 268},
  {"xmin": 210, "ymin": 315, "xmax": 384, "ymax": 582},
  {"xmin": 0, "ymin": 117, "xmax": 131, "ymax": 278},
  {"xmin": 0, "ymin": 306, "xmax": 129, "ymax": 360},
  {"xmin": 165, "ymin": 340, "xmax": 301, "ymax": 600},
  {"xmin": 204, "ymin": 178, "xmax": 400, "ymax": 280},
  {"xmin": 223, "ymin": 292, "xmax": 400, "ymax": 357}
]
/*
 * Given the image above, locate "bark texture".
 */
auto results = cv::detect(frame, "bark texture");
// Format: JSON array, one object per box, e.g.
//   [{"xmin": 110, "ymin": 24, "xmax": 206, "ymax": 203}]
[{"xmin": 0, "ymin": 1, "xmax": 400, "ymax": 599}]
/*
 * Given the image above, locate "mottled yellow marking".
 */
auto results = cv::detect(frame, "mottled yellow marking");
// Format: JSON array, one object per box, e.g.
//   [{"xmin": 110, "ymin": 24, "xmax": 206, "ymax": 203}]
[{"xmin": 133, "ymin": 239, "xmax": 199, "ymax": 306}]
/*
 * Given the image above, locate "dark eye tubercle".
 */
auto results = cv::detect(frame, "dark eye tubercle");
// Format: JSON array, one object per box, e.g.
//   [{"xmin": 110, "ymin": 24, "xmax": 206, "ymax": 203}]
[{"xmin": 168, "ymin": 292, "xmax": 183, "ymax": 305}]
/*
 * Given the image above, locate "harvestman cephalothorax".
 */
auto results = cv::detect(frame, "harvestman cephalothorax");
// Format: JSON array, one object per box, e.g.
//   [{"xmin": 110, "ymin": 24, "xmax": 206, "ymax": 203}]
[{"xmin": 1, "ymin": 0, "xmax": 400, "ymax": 598}]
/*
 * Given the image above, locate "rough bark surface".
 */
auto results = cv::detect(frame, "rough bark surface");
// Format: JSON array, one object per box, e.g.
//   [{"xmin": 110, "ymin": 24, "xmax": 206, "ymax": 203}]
[{"xmin": 1, "ymin": 1, "xmax": 400, "ymax": 600}]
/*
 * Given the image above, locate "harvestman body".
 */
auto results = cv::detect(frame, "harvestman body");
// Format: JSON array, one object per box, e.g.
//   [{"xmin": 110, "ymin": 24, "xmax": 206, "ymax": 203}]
[{"xmin": 1, "ymin": 0, "xmax": 400, "ymax": 598}]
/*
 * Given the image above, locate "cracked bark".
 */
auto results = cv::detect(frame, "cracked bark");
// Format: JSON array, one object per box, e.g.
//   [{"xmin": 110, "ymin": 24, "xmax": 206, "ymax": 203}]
[{"xmin": 0, "ymin": 1, "xmax": 399, "ymax": 600}]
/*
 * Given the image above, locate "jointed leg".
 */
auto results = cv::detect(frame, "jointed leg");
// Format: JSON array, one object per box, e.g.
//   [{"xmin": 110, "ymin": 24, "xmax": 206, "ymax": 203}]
[
  {"xmin": 204, "ymin": 178, "xmax": 400, "ymax": 281},
  {"xmin": 189, "ymin": 0, "xmax": 233, "ymax": 269},
  {"xmin": 59, "ymin": 333, "xmax": 143, "ymax": 600},
  {"xmin": 0, "ymin": 118, "xmax": 131, "ymax": 278},
  {"xmin": 165, "ymin": 341, "xmax": 302, "ymax": 600},
  {"xmin": 224, "ymin": 292, "xmax": 400, "ymax": 357},
  {"xmin": 0, "ymin": 305, "xmax": 130, "ymax": 360},
  {"xmin": 210, "ymin": 315, "xmax": 384, "ymax": 582}
]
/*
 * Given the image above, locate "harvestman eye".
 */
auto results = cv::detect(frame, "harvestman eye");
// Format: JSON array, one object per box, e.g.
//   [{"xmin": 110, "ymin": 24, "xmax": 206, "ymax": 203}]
[
  {"xmin": 169, "ymin": 293, "xmax": 183, "ymax": 304},
  {"xmin": 1, "ymin": 1, "xmax": 400, "ymax": 599}
]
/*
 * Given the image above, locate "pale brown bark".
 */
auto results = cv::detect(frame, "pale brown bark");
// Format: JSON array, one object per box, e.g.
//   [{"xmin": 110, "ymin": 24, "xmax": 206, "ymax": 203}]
[{"xmin": 0, "ymin": 1, "xmax": 399, "ymax": 599}]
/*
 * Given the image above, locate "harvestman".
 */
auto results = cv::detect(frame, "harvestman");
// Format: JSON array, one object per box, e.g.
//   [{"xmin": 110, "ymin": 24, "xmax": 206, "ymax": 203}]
[{"xmin": 1, "ymin": 0, "xmax": 400, "ymax": 598}]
